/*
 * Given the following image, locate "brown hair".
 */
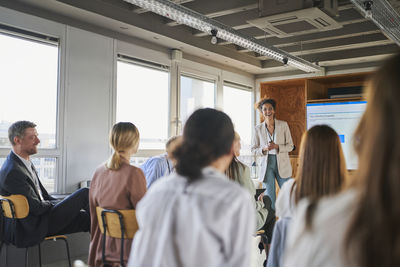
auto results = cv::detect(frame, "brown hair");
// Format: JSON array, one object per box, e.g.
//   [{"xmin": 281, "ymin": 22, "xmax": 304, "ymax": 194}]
[
  {"xmin": 106, "ymin": 122, "xmax": 140, "ymax": 170},
  {"xmin": 345, "ymin": 54, "xmax": 400, "ymax": 267},
  {"xmin": 225, "ymin": 132, "xmax": 246, "ymax": 181},
  {"xmin": 225, "ymin": 156, "xmax": 246, "ymax": 181},
  {"xmin": 256, "ymin": 98, "xmax": 276, "ymax": 111},
  {"xmin": 295, "ymin": 124, "xmax": 347, "ymax": 229},
  {"xmin": 173, "ymin": 108, "xmax": 234, "ymax": 182}
]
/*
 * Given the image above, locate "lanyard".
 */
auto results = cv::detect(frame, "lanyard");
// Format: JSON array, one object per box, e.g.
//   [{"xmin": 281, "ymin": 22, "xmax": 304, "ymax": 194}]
[{"xmin": 266, "ymin": 125, "xmax": 275, "ymax": 143}]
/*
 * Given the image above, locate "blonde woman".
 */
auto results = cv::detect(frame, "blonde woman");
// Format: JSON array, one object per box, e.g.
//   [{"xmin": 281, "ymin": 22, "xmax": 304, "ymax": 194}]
[{"xmin": 88, "ymin": 122, "xmax": 146, "ymax": 267}]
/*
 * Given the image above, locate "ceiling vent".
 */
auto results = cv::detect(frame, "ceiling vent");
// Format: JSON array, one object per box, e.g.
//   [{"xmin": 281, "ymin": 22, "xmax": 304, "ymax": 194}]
[
  {"xmin": 258, "ymin": 0, "xmax": 314, "ymax": 17},
  {"xmin": 247, "ymin": 7, "xmax": 342, "ymax": 38}
]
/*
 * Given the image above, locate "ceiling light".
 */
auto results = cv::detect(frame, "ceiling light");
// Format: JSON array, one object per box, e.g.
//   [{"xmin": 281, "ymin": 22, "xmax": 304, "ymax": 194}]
[
  {"xmin": 211, "ymin": 29, "xmax": 218, "ymax": 45},
  {"xmin": 351, "ymin": 0, "xmax": 400, "ymax": 46},
  {"xmin": 123, "ymin": 0, "xmax": 323, "ymax": 73},
  {"xmin": 363, "ymin": 0, "xmax": 373, "ymax": 19}
]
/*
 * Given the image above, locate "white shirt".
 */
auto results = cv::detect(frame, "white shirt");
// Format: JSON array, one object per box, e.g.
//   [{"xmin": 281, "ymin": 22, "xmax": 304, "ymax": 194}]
[
  {"xmin": 12, "ymin": 150, "xmax": 44, "ymax": 201},
  {"xmin": 265, "ymin": 124, "xmax": 277, "ymax": 155},
  {"xmin": 128, "ymin": 166, "xmax": 256, "ymax": 267},
  {"xmin": 283, "ymin": 190, "xmax": 357, "ymax": 267}
]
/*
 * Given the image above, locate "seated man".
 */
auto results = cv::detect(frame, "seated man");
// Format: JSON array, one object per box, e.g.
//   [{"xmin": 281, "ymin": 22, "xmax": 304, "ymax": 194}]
[
  {"xmin": 0, "ymin": 121, "xmax": 90, "ymax": 248},
  {"xmin": 140, "ymin": 136, "xmax": 181, "ymax": 188}
]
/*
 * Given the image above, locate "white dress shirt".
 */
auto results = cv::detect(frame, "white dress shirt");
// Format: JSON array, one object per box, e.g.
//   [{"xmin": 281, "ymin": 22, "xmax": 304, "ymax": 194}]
[
  {"xmin": 283, "ymin": 190, "xmax": 357, "ymax": 267},
  {"xmin": 128, "ymin": 166, "xmax": 256, "ymax": 267},
  {"xmin": 266, "ymin": 125, "xmax": 277, "ymax": 155},
  {"xmin": 12, "ymin": 150, "xmax": 44, "ymax": 200}
]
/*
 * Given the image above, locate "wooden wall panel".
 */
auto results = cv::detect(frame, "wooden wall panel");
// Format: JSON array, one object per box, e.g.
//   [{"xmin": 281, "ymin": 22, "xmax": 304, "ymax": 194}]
[
  {"xmin": 259, "ymin": 72, "xmax": 372, "ymax": 175},
  {"xmin": 290, "ymin": 156, "xmax": 299, "ymax": 178},
  {"xmin": 260, "ymin": 82, "xmax": 305, "ymax": 156}
]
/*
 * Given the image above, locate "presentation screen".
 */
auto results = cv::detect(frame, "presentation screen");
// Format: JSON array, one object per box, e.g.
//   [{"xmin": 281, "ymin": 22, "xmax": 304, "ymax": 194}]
[{"xmin": 306, "ymin": 101, "xmax": 367, "ymax": 169}]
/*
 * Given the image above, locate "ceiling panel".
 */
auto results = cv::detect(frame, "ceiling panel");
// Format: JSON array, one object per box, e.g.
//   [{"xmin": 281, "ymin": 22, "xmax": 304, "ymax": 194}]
[{"xmin": 2, "ymin": 0, "xmax": 399, "ymax": 75}]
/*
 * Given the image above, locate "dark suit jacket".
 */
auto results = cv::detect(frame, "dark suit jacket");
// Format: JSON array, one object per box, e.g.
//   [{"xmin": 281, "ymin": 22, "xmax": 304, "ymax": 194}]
[{"xmin": 0, "ymin": 151, "xmax": 55, "ymax": 247}]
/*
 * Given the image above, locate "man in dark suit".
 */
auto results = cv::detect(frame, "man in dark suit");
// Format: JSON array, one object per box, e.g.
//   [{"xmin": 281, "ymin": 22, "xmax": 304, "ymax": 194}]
[{"xmin": 0, "ymin": 121, "xmax": 90, "ymax": 247}]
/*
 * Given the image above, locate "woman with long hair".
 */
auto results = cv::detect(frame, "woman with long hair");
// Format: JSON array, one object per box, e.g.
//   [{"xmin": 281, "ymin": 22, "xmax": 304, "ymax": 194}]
[
  {"xmin": 267, "ymin": 125, "xmax": 347, "ymax": 267},
  {"xmin": 225, "ymin": 132, "xmax": 269, "ymax": 231},
  {"xmin": 288, "ymin": 124, "xmax": 346, "ymax": 223},
  {"xmin": 88, "ymin": 122, "xmax": 146, "ymax": 267},
  {"xmin": 128, "ymin": 108, "xmax": 255, "ymax": 267},
  {"xmin": 283, "ymin": 54, "xmax": 400, "ymax": 267},
  {"xmin": 251, "ymin": 98, "xmax": 294, "ymax": 210}
]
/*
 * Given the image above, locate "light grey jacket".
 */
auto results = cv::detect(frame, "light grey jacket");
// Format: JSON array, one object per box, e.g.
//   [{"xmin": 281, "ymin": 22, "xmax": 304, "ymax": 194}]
[{"xmin": 251, "ymin": 119, "xmax": 294, "ymax": 180}]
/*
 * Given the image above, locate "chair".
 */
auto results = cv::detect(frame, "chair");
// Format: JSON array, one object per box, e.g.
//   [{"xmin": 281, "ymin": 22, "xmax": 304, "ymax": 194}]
[
  {"xmin": 0, "ymin": 194, "xmax": 72, "ymax": 267},
  {"xmin": 96, "ymin": 207, "xmax": 138, "ymax": 267}
]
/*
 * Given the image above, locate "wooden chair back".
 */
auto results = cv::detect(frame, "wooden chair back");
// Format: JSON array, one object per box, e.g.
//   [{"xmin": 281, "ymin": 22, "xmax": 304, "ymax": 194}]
[
  {"xmin": 95, "ymin": 207, "xmax": 138, "ymax": 239},
  {"xmin": 0, "ymin": 194, "xmax": 29, "ymax": 219}
]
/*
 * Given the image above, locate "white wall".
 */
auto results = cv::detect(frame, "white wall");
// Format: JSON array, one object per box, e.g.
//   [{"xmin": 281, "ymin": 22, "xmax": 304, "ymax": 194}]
[
  {"xmin": 63, "ymin": 27, "xmax": 114, "ymax": 192},
  {"xmin": 0, "ymin": 6, "xmax": 256, "ymax": 192}
]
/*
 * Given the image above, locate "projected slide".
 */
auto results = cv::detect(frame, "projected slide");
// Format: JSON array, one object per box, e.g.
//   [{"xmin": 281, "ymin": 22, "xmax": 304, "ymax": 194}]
[{"xmin": 306, "ymin": 101, "xmax": 367, "ymax": 169}]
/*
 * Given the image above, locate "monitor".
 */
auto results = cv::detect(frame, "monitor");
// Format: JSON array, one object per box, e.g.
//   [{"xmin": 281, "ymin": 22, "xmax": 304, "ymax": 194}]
[{"xmin": 306, "ymin": 101, "xmax": 367, "ymax": 169}]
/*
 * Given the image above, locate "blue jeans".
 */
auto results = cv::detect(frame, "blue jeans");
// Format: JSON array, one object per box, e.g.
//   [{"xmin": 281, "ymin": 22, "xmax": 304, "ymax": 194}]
[{"xmin": 263, "ymin": 155, "xmax": 290, "ymax": 210}]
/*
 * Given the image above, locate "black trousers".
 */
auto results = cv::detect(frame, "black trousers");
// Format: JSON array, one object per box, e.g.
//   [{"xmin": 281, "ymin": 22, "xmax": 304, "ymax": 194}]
[
  {"xmin": 261, "ymin": 195, "xmax": 276, "ymax": 244},
  {"xmin": 47, "ymin": 188, "xmax": 90, "ymax": 236}
]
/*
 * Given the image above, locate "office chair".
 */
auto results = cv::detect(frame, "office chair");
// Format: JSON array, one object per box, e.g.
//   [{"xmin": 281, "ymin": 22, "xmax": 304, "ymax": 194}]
[
  {"xmin": 0, "ymin": 194, "xmax": 72, "ymax": 267},
  {"xmin": 96, "ymin": 207, "xmax": 138, "ymax": 267}
]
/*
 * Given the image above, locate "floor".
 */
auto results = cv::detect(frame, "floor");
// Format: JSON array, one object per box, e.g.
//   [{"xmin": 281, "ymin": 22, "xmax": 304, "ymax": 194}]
[{"xmin": 42, "ymin": 254, "xmax": 88, "ymax": 267}]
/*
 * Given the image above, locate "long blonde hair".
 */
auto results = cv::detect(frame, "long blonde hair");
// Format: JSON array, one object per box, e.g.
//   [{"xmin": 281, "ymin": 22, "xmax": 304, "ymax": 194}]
[
  {"xmin": 345, "ymin": 54, "xmax": 400, "ymax": 267},
  {"xmin": 295, "ymin": 125, "xmax": 347, "ymax": 229},
  {"xmin": 106, "ymin": 122, "xmax": 139, "ymax": 170}
]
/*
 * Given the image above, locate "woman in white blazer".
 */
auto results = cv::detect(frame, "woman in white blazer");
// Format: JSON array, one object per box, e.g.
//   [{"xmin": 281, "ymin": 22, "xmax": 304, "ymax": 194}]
[{"xmin": 251, "ymin": 98, "xmax": 294, "ymax": 209}]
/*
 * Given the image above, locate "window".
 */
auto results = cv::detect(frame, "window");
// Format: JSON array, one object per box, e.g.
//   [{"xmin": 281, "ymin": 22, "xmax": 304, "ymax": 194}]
[
  {"xmin": 0, "ymin": 33, "xmax": 58, "ymax": 149},
  {"xmin": 129, "ymin": 156, "xmax": 149, "ymax": 167},
  {"xmin": 180, "ymin": 75, "xmax": 215, "ymax": 126},
  {"xmin": 31, "ymin": 157, "xmax": 56, "ymax": 191},
  {"xmin": 116, "ymin": 58, "xmax": 169, "ymax": 150},
  {"xmin": 0, "ymin": 29, "xmax": 59, "ymax": 193},
  {"xmin": 223, "ymin": 83, "xmax": 253, "ymax": 155}
]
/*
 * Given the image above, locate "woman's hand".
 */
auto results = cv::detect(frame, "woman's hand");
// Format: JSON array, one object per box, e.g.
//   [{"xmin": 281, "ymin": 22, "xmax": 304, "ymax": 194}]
[
  {"xmin": 268, "ymin": 141, "xmax": 279, "ymax": 151},
  {"xmin": 258, "ymin": 192, "xmax": 264, "ymax": 201}
]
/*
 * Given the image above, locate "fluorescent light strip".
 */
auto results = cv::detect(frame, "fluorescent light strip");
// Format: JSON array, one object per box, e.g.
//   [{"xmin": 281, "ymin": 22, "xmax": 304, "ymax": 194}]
[
  {"xmin": 351, "ymin": 0, "xmax": 400, "ymax": 46},
  {"xmin": 123, "ymin": 0, "xmax": 323, "ymax": 73}
]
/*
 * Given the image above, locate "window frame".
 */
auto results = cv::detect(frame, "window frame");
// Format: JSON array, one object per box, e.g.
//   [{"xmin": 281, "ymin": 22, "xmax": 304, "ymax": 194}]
[
  {"xmin": 178, "ymin": 70, "xmax": 218, "ymax": 132},
  {"xmin": 0, "ymin": 22, "xmax": 65, "ymax": 193},
  {"xmin": 223, "ymin": 81, "xmax": 255, "ymax": 157},
  {"xmin": 115, "ymin": 54, "xmax": 171, "ymax": 157}
]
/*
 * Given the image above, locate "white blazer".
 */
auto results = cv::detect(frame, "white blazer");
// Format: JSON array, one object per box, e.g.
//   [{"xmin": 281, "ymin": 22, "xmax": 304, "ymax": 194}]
[{"xmin": 251, "ymin": 119, "xmax": 294, "ymax": 181}]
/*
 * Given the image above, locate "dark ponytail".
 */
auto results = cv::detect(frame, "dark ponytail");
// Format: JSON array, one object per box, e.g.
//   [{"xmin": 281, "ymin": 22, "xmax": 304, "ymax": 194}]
[{"xmin": 173, "ymin": 108, "xmax": 235, "ymax": 182}]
